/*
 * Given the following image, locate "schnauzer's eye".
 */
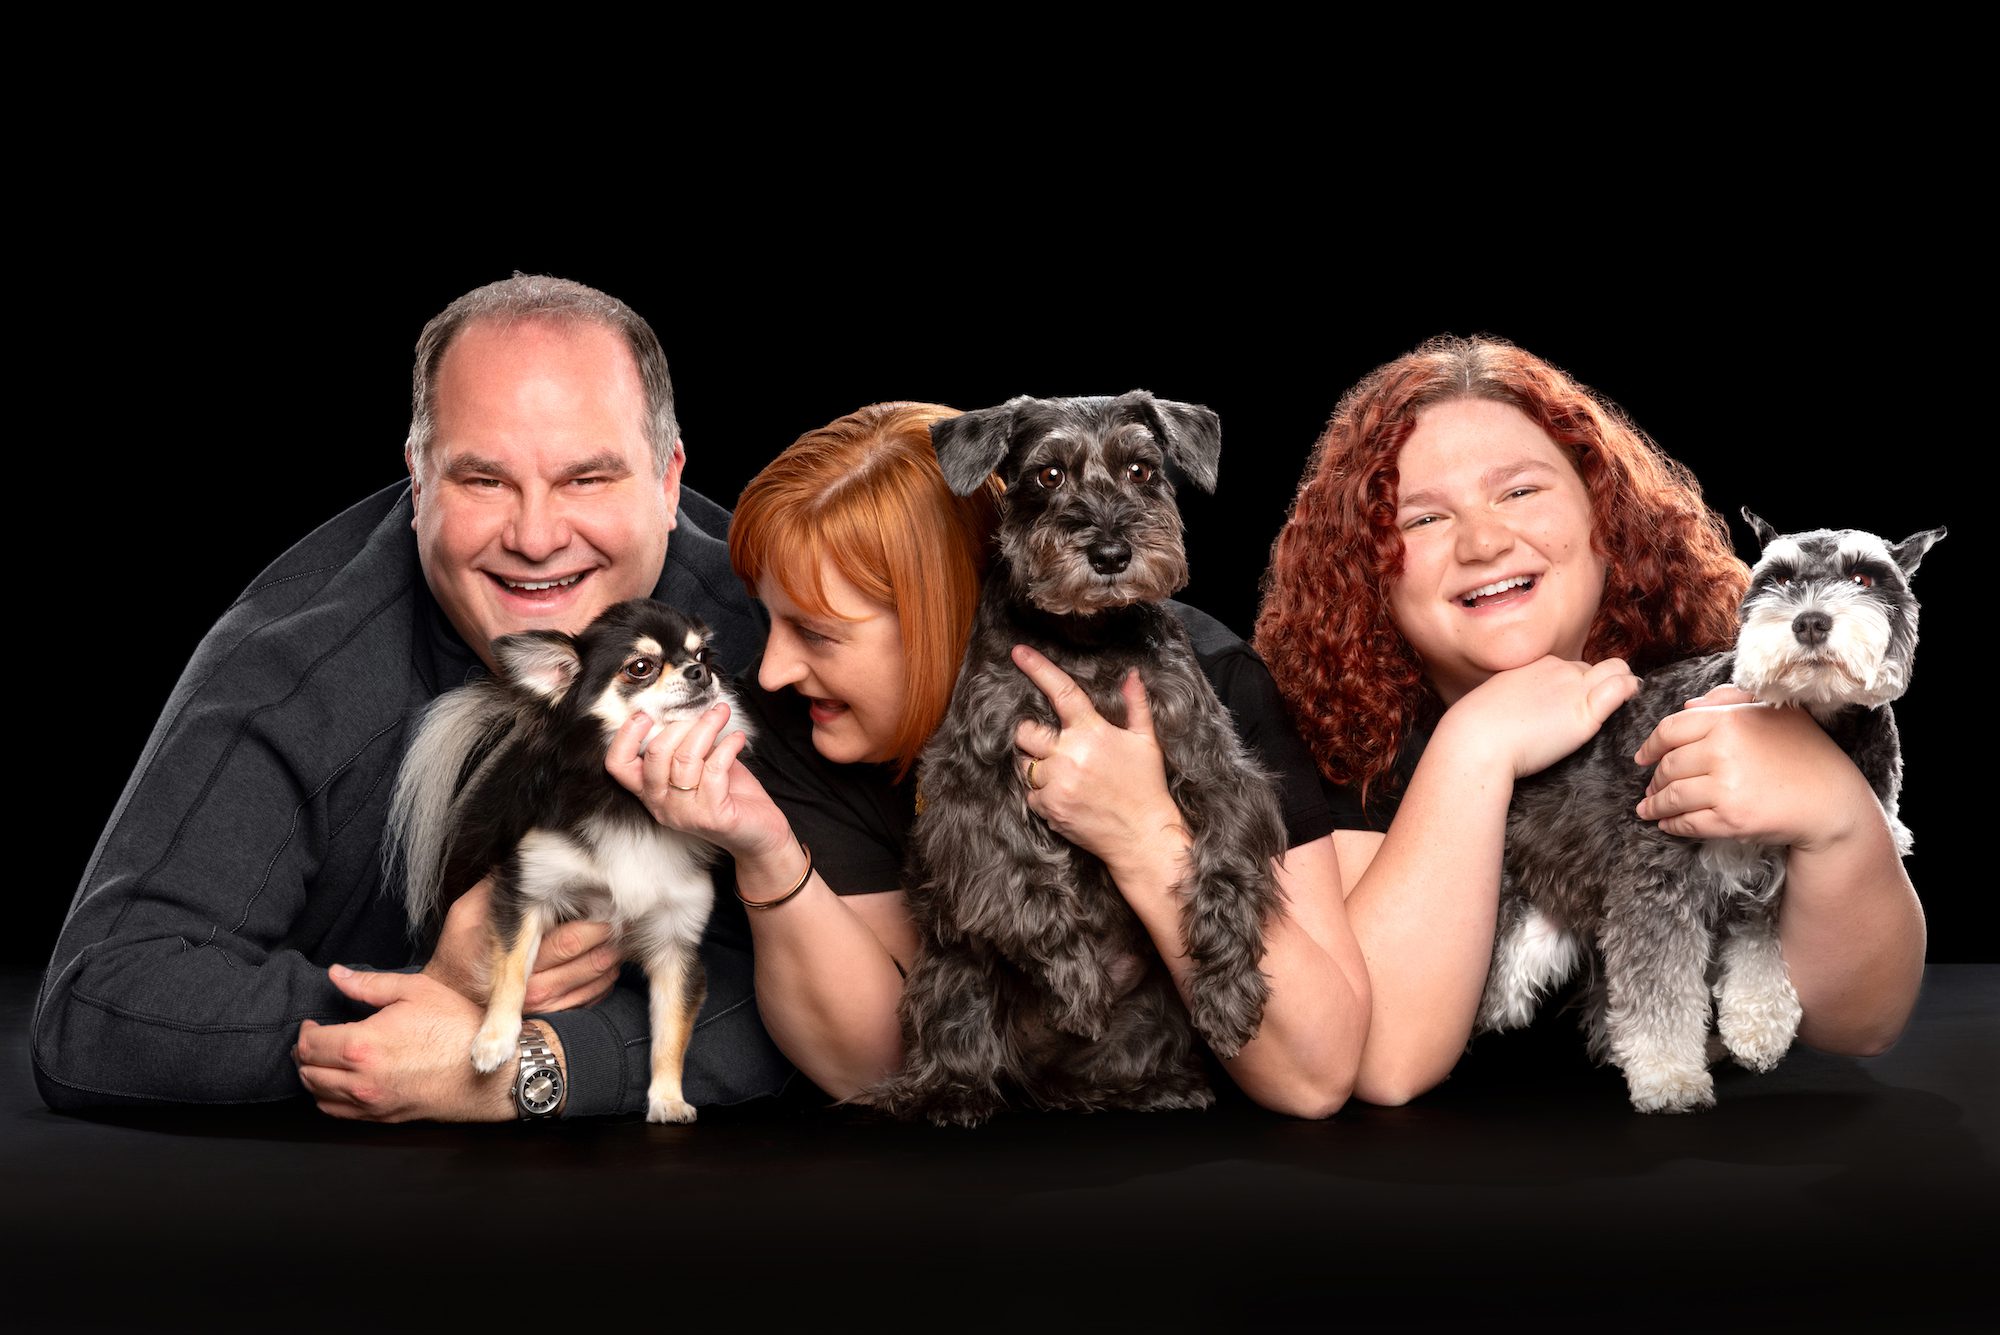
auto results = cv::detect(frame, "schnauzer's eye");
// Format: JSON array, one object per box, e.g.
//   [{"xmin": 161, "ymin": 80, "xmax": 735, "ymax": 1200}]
[
  {"xmin": 622, "ymin": 657, "xmax": 659, "ymax": 682},
  {"xmin": 1036, "ymin": 466, "xmax": 1066, "ymax": 490},
  {"xmin": 1124, "ymin": 461, "xmax": 1155, "ymax": 484},
  {"xmin": 1850, "ymin": 572, "xmax": 1875, "ymax": 588}
]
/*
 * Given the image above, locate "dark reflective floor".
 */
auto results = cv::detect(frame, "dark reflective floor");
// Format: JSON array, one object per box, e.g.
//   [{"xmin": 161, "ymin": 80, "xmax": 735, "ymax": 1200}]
[{"xmin": 9, "ymin": 967, "xmax": 1993, "ymax": 1330}]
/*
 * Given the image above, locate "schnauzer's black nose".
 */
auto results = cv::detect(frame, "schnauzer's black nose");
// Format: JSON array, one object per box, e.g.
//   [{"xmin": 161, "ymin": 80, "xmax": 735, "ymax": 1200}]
[
  {"xmin": 683, "ymin": 662, "xmax": 709, "ymax": 685},
  {"xmin": 1791, "ymin": 611, "xmax": 1832, "ymax": 646},
  {"xmin": 1087, "ymin": 540, "xmax": 1132, "ymax": 575}
]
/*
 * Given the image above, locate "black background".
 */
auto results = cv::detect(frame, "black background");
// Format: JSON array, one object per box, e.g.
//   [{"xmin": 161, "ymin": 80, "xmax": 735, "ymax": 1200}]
[{"xmin": 31, "ymin": 173, "xmax": 1977, "ymax": 968}]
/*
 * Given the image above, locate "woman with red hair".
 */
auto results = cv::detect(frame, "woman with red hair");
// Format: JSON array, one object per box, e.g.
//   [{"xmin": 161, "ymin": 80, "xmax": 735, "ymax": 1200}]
[
  {"xmin": 609, "ymin": 402, "xmax": 1370, "ymax": 1115},
  {"xmin": 1253, "ymin": 336, "xmax": 1926, "ymax": 1104}
]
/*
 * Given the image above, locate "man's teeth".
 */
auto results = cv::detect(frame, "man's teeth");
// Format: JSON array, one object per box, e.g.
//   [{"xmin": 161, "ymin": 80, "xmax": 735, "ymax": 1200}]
[
  {"xmin": 503, "ymin": 574, "xmax": 583, "ymax": 591},
  {"xmin": 1462, "ymin": 576, "xmax": 1533, "ymax": 605}
]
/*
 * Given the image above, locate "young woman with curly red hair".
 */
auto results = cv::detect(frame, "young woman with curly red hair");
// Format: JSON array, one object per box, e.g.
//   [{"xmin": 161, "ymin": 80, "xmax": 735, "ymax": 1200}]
[{"xmin": 1254, "ymin": 336, "xmax": 1925, "ymax": 1105}]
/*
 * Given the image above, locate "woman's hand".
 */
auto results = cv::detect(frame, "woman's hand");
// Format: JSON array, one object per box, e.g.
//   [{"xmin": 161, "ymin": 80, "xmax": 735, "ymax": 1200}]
[
  {"xmin": 1441, "ymin": 654, "xmax": 1642, "ymax": 779},
  {"xmin": 1009, "ymin": 645, "xmax": 1181, "ymax": 880},
  {"xmin": 606, "ymin": 702, "xmax": 794, "ymax": 864},
  {"xmin": 1634, "ymin": 694, "xmax": 1877, "ymax": 851}
]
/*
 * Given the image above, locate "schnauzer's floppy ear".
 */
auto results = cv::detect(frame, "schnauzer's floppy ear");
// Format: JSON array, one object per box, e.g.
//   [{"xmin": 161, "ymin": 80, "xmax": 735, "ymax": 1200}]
[
  {"xmin": 932, "ymin": 401, "xmax": 1024, "ymax": 496},
  {"xmin": 492, "ymin": 631, "xmax": 583, "ymax": 702},
  {"xmin": 1742, "ymin": 508, "xmax": 1780, "ymax": 550},
  {"xmin": 1890, "ymin": 525, "xmax": 1946, "ymax": 575},
  {"xmin": 1120, "ymin": 391, "xmax": 1222, "ymax": 494}
]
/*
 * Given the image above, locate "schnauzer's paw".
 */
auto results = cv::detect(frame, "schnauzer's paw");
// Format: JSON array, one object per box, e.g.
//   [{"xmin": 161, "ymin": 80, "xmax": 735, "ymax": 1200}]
[
  {"xmin": 1624, "ymin": 1066, "xmax": 1716, "ymax": 1113},
  {"xmin": 646, "ymin": 1091, "xmax": 697, "ymax": 1125},
  {"xmin": 1189, "ymin": 981, "xmax": 1266, "ymax": 1060},
  {"xmin": 870, "ymin": 1075, "xmax": 1004, "ymax": 1128},
  {"xmin": 470, "ymin": 1025, "xmax": 516, "ymax": 1075},
  {"xmin": 1717, "ymin": 988, "xmax": 1802, "ymax": 1074},
  {"xmin": 1475, "ymin": 984, "xmax": 1540, "ymax": 1035}
]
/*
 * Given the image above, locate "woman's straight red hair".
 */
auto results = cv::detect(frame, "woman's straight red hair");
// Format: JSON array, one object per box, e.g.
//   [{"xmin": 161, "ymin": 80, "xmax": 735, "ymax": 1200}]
[{"xmin": 730, "ymin": 402, "xmax": 1000, "ymax": 780}]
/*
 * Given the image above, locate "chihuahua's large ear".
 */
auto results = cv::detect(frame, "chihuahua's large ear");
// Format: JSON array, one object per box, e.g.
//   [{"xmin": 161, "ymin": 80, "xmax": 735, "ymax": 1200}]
[
  {"xmin": 1890, "ymin": 525, "xmax": 1946, "ymax": 576},
  {"xmin": 1127, "ymin": 391, "xmax": 1221, "ymax": 493},
  {"xmin": 932, "ymin": 400, "xmax": 1024, "ymax": 496},
  {"xmin": 1741, "ymin": 508, "xmax": 1780, "ymax": 550},
  {"xmin": 492, "ymin": 631, "xmax": 583, "ymax": 702}
]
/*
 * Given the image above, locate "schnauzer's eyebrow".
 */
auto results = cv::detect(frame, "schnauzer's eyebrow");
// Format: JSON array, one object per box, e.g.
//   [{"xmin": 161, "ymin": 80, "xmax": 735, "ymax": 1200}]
[{"xmin": 1397, "ymin": 460, "xmax": 1560, "ymax": 511}]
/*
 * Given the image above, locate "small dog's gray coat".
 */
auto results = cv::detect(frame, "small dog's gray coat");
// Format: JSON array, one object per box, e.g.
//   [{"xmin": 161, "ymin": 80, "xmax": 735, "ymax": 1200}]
[
  {"xmin": 871, "ymin": 392, "xmax": 1285, "ymax": 1127},
  {"xmin": 1477, "ymin": 510, "xmax": 1943, "ymax": 1111}
]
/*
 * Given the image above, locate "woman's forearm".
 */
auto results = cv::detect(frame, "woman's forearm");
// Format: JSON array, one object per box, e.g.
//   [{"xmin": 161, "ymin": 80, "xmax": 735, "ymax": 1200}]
[
  {"xmin": 1110, "ymin": 832, "xmax": 1370, "ymax": 1119},
  {"xmin": 1779, "ymin": 792, "xmax": 1926, "ymax": 1056},
  {"xmin": 1338, "ymin": 719, "xmax": 1517, "ymax": 1106},
  {"xmin": 735, "ymin": 842, "xmax": 907, "ymax": 1101}
]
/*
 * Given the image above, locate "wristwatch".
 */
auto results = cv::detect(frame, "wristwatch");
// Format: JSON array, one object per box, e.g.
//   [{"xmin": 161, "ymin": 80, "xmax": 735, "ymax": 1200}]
[{"xmin": 511, "ymin": 1023, "xmax": 565, "ymax": 1119}]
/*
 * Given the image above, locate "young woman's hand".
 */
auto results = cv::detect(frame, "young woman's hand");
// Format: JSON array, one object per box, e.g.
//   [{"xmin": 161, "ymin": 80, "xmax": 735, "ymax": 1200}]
[
  {"xmin": 1635, "ymin": 695, "xmax": 1879, "ymax": 851},
  {"xmin": 1438, "ymin": 654, "xmax": 1642, "ymax": 779}
]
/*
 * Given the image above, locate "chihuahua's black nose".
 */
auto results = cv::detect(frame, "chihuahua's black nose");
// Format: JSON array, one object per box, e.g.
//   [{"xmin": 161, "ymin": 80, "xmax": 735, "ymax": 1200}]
[
  {"xmin": 1087, "ymin": 539, "xmax": 1132, "ymax": 575},
  {"xmin": 1791, "ymin": 610, "xmax": 1832, "ymax": 646},
  {"xmin": 683, "ymin": 662, "xmax": 709, "ymax": 685}
]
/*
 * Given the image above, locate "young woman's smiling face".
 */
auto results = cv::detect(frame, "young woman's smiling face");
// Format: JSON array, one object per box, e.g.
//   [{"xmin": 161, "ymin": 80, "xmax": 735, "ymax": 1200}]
[
  {"xmin": 756, "ymin": 560, "xmax": 910, "ymax": 766},
  {"xmin": 1388, "ymin": 398, "xmax": 1608, "ymax": 704}
]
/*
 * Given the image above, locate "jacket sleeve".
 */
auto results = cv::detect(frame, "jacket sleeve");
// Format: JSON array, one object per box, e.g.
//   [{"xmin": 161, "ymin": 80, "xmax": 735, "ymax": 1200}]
[{"xmin": 33, "ymin": 565, "xmax": 423, "ymax": 1109}]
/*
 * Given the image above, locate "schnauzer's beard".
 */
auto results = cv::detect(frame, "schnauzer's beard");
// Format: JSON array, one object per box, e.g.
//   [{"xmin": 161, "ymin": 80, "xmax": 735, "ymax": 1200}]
[
  {"xmin": 1733, "ymin": 583, "xmax": 1909, "ymax": 715},
  {"xmin": 1002, "ymin": 507, "xmax": 1190, "ymax": 618}
]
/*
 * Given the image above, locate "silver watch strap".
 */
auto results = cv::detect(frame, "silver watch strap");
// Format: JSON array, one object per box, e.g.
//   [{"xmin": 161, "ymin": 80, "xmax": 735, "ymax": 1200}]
[{"xmin": 513, "ymin": 1023, "xmax": 564, "ymax": 1119}]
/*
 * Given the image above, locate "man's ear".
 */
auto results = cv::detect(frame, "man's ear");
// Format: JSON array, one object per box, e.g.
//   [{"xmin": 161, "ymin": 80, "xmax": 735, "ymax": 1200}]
[
  {"xmin": 661, "ymin": 437, "xmax": 685, "ymax": 533},
  {"xmin": 405, "ymin": 444, "xmax": 422, "ymax": 523}
]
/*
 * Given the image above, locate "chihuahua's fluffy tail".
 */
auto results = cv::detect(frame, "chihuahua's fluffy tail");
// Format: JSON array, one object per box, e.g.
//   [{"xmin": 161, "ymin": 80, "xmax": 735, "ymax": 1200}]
[{"xmin": 385, "ymin": 681, "xmax": 519, "ymax": 937}]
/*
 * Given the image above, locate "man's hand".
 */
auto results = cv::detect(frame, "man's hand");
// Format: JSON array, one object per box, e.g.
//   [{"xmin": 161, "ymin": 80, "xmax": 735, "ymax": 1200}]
[
  {"xmin": 422, "ymin": 878, "xmax": 622, "ymax": 1013},
  {"xmin": 294, "ymin": 965, "xmax": 553, "ymax": 1123}
]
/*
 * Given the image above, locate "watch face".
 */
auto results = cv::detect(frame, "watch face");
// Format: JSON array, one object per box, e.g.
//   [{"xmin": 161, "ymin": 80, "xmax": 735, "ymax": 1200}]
[{"xmin": 521, "ymin": 1068, "xmax": 562, "ymax": 1115}]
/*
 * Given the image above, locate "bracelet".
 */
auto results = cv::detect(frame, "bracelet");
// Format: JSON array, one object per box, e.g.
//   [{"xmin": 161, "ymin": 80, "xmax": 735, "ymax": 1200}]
[{"xmin": 736, "ymin": 841, "xmax": 813, "ymax": 911}]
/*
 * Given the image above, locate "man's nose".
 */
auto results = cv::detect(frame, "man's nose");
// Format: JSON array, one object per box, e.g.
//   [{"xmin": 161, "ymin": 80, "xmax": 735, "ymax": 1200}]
[{"xmin": 505, "ymin": 491, "xmax": 571, "ymax": 562}]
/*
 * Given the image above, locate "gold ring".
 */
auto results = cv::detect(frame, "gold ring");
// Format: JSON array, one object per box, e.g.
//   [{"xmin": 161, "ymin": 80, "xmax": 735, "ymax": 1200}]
[
  {"xmin": 667, "ymin": 779, "xmax": 700, "ymax": 793},
  {"xmin": 1025, "ymin": 758, "xmax": 1043, "ymax": 791}
]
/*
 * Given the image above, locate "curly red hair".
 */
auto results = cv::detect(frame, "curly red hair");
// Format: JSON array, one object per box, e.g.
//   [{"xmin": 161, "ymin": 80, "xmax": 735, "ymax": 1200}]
[{"xmin": 1252, "ymin": 336, "xmax": 1747, "ymax": 801}]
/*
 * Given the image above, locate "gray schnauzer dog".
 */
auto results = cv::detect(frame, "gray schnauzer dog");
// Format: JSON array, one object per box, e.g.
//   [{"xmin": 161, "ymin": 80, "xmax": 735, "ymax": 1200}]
[
  {"xmin": 868, "ymin": 391, "xmax": 1286, "ymax": 1127},
  {"xmin": 1477, "ymin": 510, "xmax": 1943, "ymax": 1112}
]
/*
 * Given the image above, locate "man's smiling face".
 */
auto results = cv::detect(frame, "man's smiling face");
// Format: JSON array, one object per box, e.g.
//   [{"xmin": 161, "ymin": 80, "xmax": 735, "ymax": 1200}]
[{"xmin": 409, "ymin": 318, "xmax": 681, "ymax": 671}]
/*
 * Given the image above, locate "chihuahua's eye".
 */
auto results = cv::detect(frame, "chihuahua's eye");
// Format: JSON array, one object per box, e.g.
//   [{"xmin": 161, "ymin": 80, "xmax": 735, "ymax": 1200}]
[
  {"xmin": 1124, "ymin": 461, "xmax": 1154, "ymax": 484},
  {"xmin": 693, "ymin": 646, "xmax": 710, "ymax": 664},
  {"xmin": 622, "ymin": 657, "xmax": 659, "ymax": 682},
  {"xmin": 1035, "ymin": 465, "xmax": 1065, "ymax": 490}
]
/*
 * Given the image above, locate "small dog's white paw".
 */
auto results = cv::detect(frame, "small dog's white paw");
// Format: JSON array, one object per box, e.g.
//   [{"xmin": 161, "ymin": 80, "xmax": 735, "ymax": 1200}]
[
  {"xmin": 647, "ymin": 1093, "xmax": 697, "ymax": 1124},
  {"xmin": 1717, "ymin": 988, "xmax": 1802, "ymax": 1073},
  {"xmin": 470, "ymin": 1027, "xmax": 515, "ymax": 1075},
  {"xmin": 1626, "ymin": 1067, "xmax": 1716, "ymax": 1113}
]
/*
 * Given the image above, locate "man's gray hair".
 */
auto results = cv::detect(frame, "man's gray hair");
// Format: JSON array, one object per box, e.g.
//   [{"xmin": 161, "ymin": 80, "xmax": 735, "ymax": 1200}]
[{"xmin": 406, "ymin": 273, "xmax": 679, "ymax": 477}]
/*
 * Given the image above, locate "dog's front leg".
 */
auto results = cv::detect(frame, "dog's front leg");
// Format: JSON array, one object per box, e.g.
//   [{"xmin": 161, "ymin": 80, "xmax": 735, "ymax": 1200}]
[
  {"xmin": 870, "ymin": 938, "xmax": 1012, "ymax": 1127},
  {"xmin": 472, "ymin": 897, "xmax": 548, "ymax": 1074},
  {"xmin": 641, "ymin": 933, "xmax": 707, "ymax": 1124},
  {"xmin": 1713, "ymin": 893, "xmax": 1799, "ymax": 1073},
  {"xmin": 1599, "ymin": 887, "xmax": 1718, "ymax": 1112}
]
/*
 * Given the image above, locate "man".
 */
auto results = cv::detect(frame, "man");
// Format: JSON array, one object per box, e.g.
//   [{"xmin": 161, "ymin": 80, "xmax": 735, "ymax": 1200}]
[{"xmin": 34, "ymin": 275, "xmax": 794, "ymax": 1120}]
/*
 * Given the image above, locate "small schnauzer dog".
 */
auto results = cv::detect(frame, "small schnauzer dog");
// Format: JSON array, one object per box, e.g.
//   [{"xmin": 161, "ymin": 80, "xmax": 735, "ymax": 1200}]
[
  {"xmin": 1476, "ymin": 510, "xmax": 1943, "ymax": 1112},
  {"xmin": 868, "ymin": 391, "xmax": 1286, "ymax": 1127},
  {"xmin": 388, "ymin": 598, "xmax": 741, "ymax": 1124}
]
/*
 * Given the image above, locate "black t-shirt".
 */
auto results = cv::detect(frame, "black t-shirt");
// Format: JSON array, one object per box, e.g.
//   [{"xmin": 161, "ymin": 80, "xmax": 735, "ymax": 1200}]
[
  {"xmin": 740, "ymin": 602, "xmax": 1338, "ymax": 896},
  {"xmin": 1319, "ymin": 724, "xmax": 1433, "ymax": 834}
]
